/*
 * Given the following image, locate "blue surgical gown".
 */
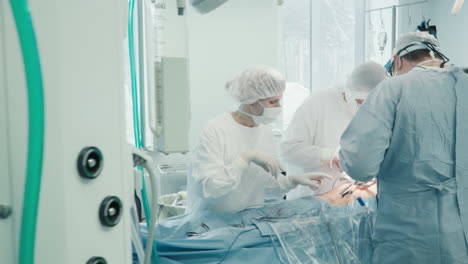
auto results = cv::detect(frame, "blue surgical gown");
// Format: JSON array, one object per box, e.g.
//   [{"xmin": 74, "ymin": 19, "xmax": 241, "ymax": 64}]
[{"xmin": 339, "ymin": 67, "xmax": 468, "ymax": 263}]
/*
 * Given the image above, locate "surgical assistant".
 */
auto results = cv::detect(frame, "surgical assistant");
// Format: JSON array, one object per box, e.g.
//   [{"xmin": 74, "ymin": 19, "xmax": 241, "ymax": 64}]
[
  {"xmin": 281, "ymin": 61, "xmax": 387, "ymax": 198},
  {"xmin": 339, "ymin": 31, "xmax": 468, "ymax": 263},
  {"xmin": 187, "ymin": 65, "xmax": 331, "ymax": 213}
]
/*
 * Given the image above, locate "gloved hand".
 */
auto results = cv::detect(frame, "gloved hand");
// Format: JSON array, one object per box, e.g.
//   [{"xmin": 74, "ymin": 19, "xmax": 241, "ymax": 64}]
[
  {"xmin": 241, "ymin": 151, "xmax": 282, "ymax": 178},
  {"xmin": 278, "ymin": 172, "xmax": 333, "ymax": 190},
  {"xmin": 316, "ymin": 180, "xmax": 377, "ymax": 207},
  {"xmin": 320, "ymin": 148, "xmax": 343, "ymax": 173},
  {"xmin": 330, "ymin": 156, "xmax": 343, "ymax": 172}
]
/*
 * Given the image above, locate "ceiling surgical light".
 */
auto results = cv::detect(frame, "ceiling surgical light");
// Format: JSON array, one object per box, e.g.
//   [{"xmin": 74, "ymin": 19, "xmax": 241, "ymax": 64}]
[
  {"xmin": 190, "ymin": 0, "xmax": 284, "ymax": 14},
  {"xmin": 190, "ymin": 0, "xmax": 229, "ymax": 14}
]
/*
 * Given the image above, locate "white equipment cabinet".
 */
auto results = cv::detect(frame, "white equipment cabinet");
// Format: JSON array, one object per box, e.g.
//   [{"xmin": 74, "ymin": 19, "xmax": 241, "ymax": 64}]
[{"xmin": 0, "ymin": 0, "xmax": 133, "ymax": 263}]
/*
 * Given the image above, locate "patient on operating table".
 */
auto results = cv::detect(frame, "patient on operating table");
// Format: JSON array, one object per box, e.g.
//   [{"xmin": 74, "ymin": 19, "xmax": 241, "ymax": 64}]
[
  {"xmin": 141, "ymin": 178, "xmax": 377, "ymax": 264},
  {"xmin": 315, "ymin": 179, "xmax": 377, "ymax": 206}
]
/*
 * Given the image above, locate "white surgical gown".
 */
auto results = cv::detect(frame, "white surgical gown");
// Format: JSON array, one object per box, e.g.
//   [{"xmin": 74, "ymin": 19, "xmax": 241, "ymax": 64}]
[
  {"xmin": 280, "ymin": 86, "xmax": 356, "ymax": 198},
  {"xmin": 187, "ymin": 113, "xmax": 286, "ymax": 212},
  {"xmin": 340, "ymin": 67, "xmax": 468, "ymax": 263}
]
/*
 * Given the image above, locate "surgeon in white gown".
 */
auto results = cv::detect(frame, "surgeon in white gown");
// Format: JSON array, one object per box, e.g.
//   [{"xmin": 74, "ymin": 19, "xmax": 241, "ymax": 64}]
[
  {"xmin": 280, "ymin": 61, "xmax": 387, "ymax": 199},
  {"xmin": 187, "ymin": 65, "xmax": 331, "ymax": 213}
]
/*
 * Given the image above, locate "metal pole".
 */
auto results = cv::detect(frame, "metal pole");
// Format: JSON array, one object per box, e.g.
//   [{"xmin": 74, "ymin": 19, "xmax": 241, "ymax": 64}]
[
  {"xmin": 137, "ymin": 0, "xmax": 146, "ymax": 147},
  {"xmin": 364, "ymin": 0, "xmax": 428, "ymax": 13},
  {"xmin": 355, "ymin": 0, "xmax": 366, "ymax": 64},
  {"xmin": 392, "ymin": 5, "xmax": 397, "ymax": 52},
  {"xmin": 309, "ymin": 0, "xmax": 313, "ymax": 92}
]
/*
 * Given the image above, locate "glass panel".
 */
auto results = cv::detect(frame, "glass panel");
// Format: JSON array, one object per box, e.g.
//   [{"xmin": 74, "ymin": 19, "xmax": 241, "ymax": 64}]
[{"xmin": 279, "ymin": 0, "xmax": 358, "ymax": 130}]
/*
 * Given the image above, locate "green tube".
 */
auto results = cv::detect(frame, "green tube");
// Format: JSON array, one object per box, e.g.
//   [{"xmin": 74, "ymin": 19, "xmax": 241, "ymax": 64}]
[
  {"xmin": 9, "ymin": 1, "xmax": 45, "ymax": 264},
  {"xmin": 128, "ymin": 0, "xmax": 142, "ymax": 149},
  {"xmin": 128, "ymin": 0, "xmax": 159, "ymax": 262},
  {"xmin": 140, "ymin": 170, "xmax": 151, "ymax": 225},
  {"xmin": 128, "ymin": 0, "xmax": 150, "ymax": 224}
]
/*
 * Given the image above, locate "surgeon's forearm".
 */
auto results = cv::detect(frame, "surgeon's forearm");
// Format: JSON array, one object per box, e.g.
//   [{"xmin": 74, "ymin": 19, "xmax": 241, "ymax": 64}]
[
  {"xmin": 199, "ymin": 157, "xmax": 248, "ymax": 198},
  {"xmin": 266, "ymin": 174, "xmax": 293, "ymax": 193},
  {"xmin": 339, "ymin": 151, "xmax": 377, "ymax": 182}
]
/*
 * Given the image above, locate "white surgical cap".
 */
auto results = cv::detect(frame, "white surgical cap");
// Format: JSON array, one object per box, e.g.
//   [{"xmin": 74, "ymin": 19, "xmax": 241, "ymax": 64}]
[
  {"xmin": 225, "ymin": 65, "xmax": 286, "ymax": 104},
  {"xmin": 393, "ymin": 31, "xmax": 439, "ymax": 57},
  {"xmin": 344, "ymin": 61, "xmax": 387, "ymax": 99}
]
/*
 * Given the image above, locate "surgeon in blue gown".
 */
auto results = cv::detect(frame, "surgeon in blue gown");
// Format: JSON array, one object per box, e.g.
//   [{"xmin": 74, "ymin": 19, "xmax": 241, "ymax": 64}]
[{"xmin": 339, "ymin": 31, "xmax": 468, "ymax": 263}]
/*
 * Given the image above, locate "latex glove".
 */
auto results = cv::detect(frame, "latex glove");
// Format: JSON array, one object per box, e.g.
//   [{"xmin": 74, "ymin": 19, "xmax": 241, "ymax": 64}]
[
  {"xmin": 316, "ymin": 180, "xmax": 377, "ymax": 207},
  {"xmin": 320, "ymin": 148, "xmax": 343, "ymax": 173},
  {"xmin": 242, "ymin": 151, "xmax": 282, "ymax": 178},
  {"xmin": 278, "ymin": 172, "xmax": 333, "ymax": 190}
]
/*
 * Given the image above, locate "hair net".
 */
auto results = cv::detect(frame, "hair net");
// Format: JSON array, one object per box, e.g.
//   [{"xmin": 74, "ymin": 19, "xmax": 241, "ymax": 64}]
[
  {"xmin": 225, "ymin": 65, "xmax": 286, "ymax": 104},
  {"xmin": 344, "ymin": 61, "xmax": 388, "ymax": 99},
  {"xmin": 393, "ymin": 31, "xmax": 439, "ymax": 57}
]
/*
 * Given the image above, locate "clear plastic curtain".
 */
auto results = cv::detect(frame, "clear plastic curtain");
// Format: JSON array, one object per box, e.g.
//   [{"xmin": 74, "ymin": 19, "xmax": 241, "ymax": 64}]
[{"xmin": 269, "ymin": 201, "xmax": 375, "ymax": 264}]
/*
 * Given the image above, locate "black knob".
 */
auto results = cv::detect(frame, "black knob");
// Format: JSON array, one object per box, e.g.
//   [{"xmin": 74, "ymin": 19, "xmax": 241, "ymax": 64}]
[
  {"xmin": 0, "ymin": 204, "xmax": 12, "ymax": 219},
  {"xmin": 77, "ymin": 147, "xmax": 103, "ymax": 179},
  {"xmin": 86, "ymin": 256, "xmax": 107, "ymax": 264},
  {"xmin": 99, "ymin": 196, "xmax": 122, "ymax": 227}
]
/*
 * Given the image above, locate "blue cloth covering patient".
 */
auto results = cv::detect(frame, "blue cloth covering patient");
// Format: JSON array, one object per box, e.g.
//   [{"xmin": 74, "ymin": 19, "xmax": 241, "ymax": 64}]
[{"xmin": 135, "ymin": 197, "xmax": 376, "ymax": 264}]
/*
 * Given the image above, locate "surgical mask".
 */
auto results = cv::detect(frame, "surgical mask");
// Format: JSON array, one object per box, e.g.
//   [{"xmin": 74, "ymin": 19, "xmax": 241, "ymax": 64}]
[{"xmin": 239, "ymin": 102, "xmax": 282, "ymax": 125}]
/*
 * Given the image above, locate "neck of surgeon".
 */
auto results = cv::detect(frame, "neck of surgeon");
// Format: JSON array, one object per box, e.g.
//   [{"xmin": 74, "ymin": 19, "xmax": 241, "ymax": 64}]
[
  {"xmin": 393, "ymin": 50, "xmax": 446, "ymax": 76},
  {"xmin": 233, "ymin": 104, "xmax": 261, "ymax": 127}
]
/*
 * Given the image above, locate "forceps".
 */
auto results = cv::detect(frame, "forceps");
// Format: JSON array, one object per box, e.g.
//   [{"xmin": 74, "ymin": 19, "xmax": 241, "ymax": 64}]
[{"xmin": 339, "ymin": 181, "xmax": 374, "ymax": 198}]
